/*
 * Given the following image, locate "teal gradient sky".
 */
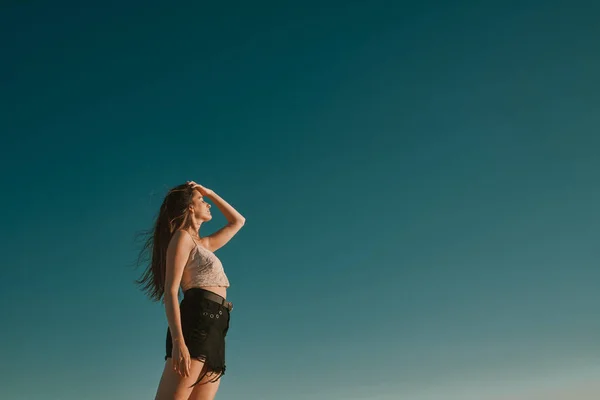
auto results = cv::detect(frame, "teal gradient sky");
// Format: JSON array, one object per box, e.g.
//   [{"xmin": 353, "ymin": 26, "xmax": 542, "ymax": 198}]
[{"xmin": 1, "ymin": 1, "xmax": 599, "ymax": 399}]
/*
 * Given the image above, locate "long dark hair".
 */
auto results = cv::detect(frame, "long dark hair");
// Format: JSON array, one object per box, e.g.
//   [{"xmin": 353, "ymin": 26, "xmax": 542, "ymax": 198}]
[{"xmin": 134, "ymin": 183, "xmax": 195, "ymax": 303}]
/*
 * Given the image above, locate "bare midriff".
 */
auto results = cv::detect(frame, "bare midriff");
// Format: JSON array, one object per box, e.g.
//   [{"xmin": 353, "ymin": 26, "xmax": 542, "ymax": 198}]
[{"xmin": 198, "ymin": 286, "xmax": 227, "ymax": 300}]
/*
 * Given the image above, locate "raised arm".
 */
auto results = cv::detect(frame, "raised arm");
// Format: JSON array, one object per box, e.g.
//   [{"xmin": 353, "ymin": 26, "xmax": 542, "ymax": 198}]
[{"xmin": 187, "ymin": 181, "xmax": 246, "ymax": 252}]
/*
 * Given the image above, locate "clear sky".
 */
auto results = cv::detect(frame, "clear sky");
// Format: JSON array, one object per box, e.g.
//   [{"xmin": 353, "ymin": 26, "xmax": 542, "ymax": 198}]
[{"xmin": 1, "ymin": 1, "xmax": 599, "ymax": 399}]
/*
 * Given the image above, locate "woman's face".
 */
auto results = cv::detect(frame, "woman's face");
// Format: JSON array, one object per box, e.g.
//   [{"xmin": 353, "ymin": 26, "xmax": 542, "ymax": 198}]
[{"xmin": 191, "ymin": 189, "xmax": 212, "ymax": 221}]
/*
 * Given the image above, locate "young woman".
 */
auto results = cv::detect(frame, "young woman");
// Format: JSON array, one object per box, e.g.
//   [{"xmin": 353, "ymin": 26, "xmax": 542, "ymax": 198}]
[{"xmin": 135, "ymin": 180, "xmax": 245, "ymax": 400}]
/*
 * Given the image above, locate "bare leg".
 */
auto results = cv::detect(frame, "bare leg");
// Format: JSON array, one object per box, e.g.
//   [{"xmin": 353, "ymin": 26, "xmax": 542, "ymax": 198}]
[
  {"xmin": 187, "ymin": 369, "xmax": 222, "ymax": 400},
  {"xmin": 154, "ymin": 358, "xmax": 207, "ymax": 400}
]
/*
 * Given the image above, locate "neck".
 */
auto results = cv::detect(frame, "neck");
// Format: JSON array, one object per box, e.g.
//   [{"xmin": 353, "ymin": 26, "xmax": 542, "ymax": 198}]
[{"xmin": 187, "ymin": 220, "xmax": 202, "ymax": 237}]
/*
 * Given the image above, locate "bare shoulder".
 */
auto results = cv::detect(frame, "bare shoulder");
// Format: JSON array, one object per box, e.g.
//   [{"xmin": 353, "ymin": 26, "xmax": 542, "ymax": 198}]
[{"xmin": 169, "ymin": 230, "xmax": 196, "ymax": 253}]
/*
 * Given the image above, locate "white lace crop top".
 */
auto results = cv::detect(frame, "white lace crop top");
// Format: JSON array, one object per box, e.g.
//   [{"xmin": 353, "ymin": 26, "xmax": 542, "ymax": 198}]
[{"xmin": 179, "ymin": 232, "xmax": 230, "ymax": 291}]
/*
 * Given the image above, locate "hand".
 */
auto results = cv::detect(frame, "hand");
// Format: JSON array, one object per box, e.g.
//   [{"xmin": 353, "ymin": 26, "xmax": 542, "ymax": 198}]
[
  {"xmin": 172, "ymin": 340, "xmax": 192, "ymax": 377},
  {"xmin": 186, "ymin": 181, "xmax": 213, "ymax": 197}
]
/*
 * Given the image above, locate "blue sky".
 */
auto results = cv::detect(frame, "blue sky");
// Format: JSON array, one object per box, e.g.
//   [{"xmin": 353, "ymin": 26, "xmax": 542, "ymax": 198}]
[{"xmin": 1, "ymin": 1, "xmax": 599, "ymax": 399}]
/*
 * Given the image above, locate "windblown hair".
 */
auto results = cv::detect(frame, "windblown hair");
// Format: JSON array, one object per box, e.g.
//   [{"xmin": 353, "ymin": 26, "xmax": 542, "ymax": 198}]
[{"xmin": 134, "ymin": 183, "xmax": 195, "ymax": 303}]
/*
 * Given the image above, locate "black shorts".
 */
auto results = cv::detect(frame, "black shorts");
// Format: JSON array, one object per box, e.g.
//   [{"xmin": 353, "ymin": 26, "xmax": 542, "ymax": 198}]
[{"xmin": 165, "ymin": 288, "xmax": 232, "ymax": 387}]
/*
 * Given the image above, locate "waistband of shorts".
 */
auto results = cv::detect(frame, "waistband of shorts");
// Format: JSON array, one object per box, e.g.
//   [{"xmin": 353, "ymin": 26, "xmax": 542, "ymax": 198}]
[{"xmin": 183, "ymin": 287, "xmax": 233, "ymax": 311}]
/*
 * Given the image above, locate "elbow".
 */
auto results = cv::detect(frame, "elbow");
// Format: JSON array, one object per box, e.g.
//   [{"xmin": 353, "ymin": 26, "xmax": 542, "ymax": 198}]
[
  {"xmin": 164, "ymin": 290, "xmax": 179, "ymax": 303},
  {"xmin": 234, "ymin": 217, "xmax": 246, "ymax": 226}
]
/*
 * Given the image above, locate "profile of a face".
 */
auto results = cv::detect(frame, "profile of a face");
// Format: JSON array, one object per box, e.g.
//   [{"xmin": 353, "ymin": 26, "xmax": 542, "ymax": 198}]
[{"xmin": 190, "ymin": 189, "xmax": 212, "ymax": 222}]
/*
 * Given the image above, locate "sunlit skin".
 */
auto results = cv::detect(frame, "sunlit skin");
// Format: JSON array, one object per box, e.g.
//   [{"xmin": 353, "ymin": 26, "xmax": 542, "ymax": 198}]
[
  {"xmin": 184, "ymin": 186, "xmax": 226, "ymax": 299},
  {"xmin": 154, "ymin": 181, "xmax": 245, "ymax": 400}
]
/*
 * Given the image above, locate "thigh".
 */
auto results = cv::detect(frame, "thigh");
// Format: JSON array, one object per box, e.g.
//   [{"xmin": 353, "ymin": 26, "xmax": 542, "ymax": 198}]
[
  {"xmin": 154, "ymin": 358, "xmax": 206, "ymax": 400},
  {"xmin": 188, "ymin": 370, "xmax": 222, "ymax": 400}
]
